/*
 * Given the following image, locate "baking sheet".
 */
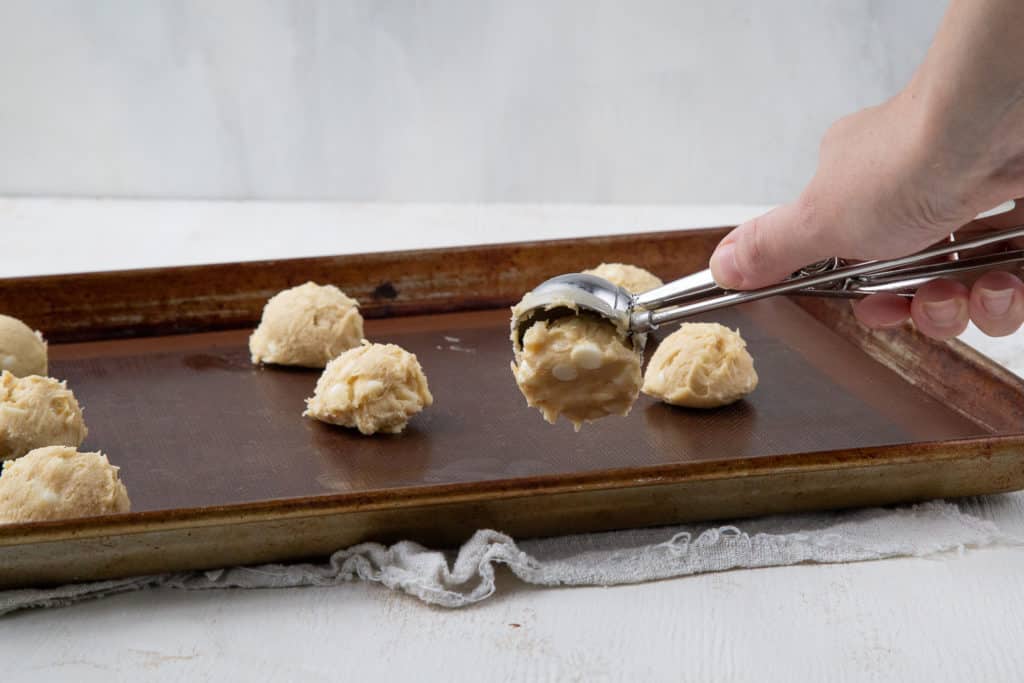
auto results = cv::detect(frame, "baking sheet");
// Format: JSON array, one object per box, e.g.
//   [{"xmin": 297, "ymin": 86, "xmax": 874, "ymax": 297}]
[{"xmin": 1, "ymin": 228, "xmax": 1022, "ymax": 588}]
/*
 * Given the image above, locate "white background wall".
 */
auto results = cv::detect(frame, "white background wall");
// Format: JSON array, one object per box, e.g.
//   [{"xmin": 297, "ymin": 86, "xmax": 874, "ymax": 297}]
[{"xmin": 0, "ymin": 1, "xmax": 944, "ymax": 203}]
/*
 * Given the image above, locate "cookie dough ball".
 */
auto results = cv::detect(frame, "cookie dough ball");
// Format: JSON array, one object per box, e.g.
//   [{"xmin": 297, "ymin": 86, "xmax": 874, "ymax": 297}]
[
  {"xmin": 250, "ymin": 282, "xmax": 364, "ymax": 368},
  {"xmin": 0, "ymin": 446, "xmax": 130, "ymax": 523},
  {"xmin": 0, "ymin": 371, "xmax": 88, "ymax": 461},
  {"xmin": 583, "ymin": 263, "xmax": 663, "ymax": 294},
  {"xmin": 512, "ymin": 313, "xmax": 643, "ymax": 430},
  {"xmin": 305, "ymin": 342, "xmax": 433, "ymax": 435},
  {"xmin": 0, "ymin": 314, "xmax": 47, "ymax": 378},
  {"xmin": 642, "ymin": 322, "xmax": 758, "ymax": 408}
]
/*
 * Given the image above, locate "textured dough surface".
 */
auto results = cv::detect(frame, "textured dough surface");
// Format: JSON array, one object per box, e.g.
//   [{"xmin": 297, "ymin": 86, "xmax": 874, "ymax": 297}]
[
  {"xmin": 0, "ymin": 446, "xmax": 130, "ymax": 523},
  {"xmin": 512, "ymin": 313, "xmax": 642, "ymax": 430},
  {"xmin": 0, "ymin": 314, "xmax": 47, "ymax": 378},
  {"xmin": 305, "ymin": 342, "xmax": 433, "ymax": 435},
  {"xmin": 250, "ymin": 282, "xmax": 364, "ymax": 368},
  {"xmin": 583, "ymin": 263, "xmax": 663, "ymax": 293},
  {"xmin": 642, "ymin": 322, "xmax": 758, "ymax": 408},
  {"xmin": 0, "ymin": 371, "xmax": 87, "ymax": 461}
]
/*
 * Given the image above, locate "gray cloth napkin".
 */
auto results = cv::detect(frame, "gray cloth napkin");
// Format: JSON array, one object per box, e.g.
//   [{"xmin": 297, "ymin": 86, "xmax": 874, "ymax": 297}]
[{"xmin": 3, "ymin": 495, "xmax": 1022, "ymax": 616}]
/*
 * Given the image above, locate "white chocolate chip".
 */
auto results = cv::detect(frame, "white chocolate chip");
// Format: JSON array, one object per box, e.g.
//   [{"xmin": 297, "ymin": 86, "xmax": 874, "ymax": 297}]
[
  {"xmin": 552, "ymin": 363, "xmax": 579, "ymax": 381},
  {"xmin": 40, "ymin": 487, "xmax": 60, "ymax": 504},
  {"xmin": 360, "ymin": 379, "xmax": 385, "ymax": 396},
  {"xmin": 570, "ymin": 342, "xmax": 603, "ymax": 370}
]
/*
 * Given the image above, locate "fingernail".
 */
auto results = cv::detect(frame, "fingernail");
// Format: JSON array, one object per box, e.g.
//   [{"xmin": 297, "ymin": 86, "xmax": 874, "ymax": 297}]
[
  {"xmin": 710, "ymin": 242, "xmax": 743, "ymax": 289},
  {"xmin": 922, "ymin": 299, "xmax": 962, "ymax": 325},
  {"xmin": 979, "ymin": 288, "xmax": 1014, "ymax": 317}
]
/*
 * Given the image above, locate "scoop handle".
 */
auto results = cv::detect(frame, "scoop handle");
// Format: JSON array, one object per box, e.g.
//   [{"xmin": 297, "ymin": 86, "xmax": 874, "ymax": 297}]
[
  {"xmin": 634, "ymin": 201, "xmax": 1019, "ymax": 312},
  {"xmin": 634, "ymin": 268, "xmax": 723, "ymax": 309},
  {"xmin": 631, "ymin": 225, "xmax": 1024, "ymax": 331}
]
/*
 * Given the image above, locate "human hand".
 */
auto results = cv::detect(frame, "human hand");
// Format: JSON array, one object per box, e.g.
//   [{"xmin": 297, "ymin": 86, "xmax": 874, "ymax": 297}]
[
  {"xmin": 709, "ymin": 91, "xmax": 1024, "ymax": 340},
  {"xmin": 851, "ymin": 208, "xmax": 1024, "ymax": 339}
]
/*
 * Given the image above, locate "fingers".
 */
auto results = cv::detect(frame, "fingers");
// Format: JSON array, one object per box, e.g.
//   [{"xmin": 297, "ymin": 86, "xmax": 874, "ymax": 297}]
[
  {"xmin": 910, "ymin": 279, "xmax": 971, "ymax": 340},
  {"xmin": 709, "ymin": 201, "xmax": 834, "ymax": 290},
  {"xmin": 852, "ymin": 293, "xmax": 911, "ymax": 329},
  {"xmin": 968, "ymin": 271, "xmax": 1024, "ymax": 336},
  {"xmin": 853, "ymin": 274, "xmax": 1024, "ymax": 339}
]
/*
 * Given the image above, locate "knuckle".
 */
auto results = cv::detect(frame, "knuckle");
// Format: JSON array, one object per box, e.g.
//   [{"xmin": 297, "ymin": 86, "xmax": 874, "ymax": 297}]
[
  {"xmin": 735, "ymin": 215, "xmax": 769, "ymax": 272},
  {"xmin": 819, "ymin": 114, "xmax": 856, "ymax": 156},
  {"xmin": 818, "ymin": 126, "xmax": 838, "ymax": 156},
  {"xmin": 793, "ymin": 195, "xmax": 820, "ymax": 239}
]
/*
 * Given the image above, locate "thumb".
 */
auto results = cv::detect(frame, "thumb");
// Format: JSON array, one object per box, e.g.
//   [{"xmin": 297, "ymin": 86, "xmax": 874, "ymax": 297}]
[{"xmin": 709, "ymin": 203, "xmax": 835, "ymax": 290}]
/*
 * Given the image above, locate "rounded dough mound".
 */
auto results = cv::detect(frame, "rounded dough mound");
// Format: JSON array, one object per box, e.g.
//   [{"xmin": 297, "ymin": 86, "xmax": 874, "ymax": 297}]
[
  {"xmin": 642, "ymin": 322, "xmax": 758, "ymax": 408},
  {"xmin": 583, "ymin": 263, "xmax": 663, "ymax": 293},
  {"xmin": 0, "ymin": 371, "xmax": 88, "ymax": 461},
  {"xmin": 305, "ymin": 342, "xmax": 433, "ymax": 435},
  {"xmin": 0, "ymin": 446, "xmax": 130, "ymax": 523},
  {"xmin": 0, "ymin": 314, "xmax": 47, "ymax": 378},
  {"xmin": 250, "ymin": 282, "xmax": 364, "ymax": 368},
  {"xmin": 512, "ymin": 313, "xmax": 642, "ymax": 430}
]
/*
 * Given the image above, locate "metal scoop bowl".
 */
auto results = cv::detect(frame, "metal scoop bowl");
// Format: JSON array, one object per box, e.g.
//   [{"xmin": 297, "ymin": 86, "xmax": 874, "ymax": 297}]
[{"xmin": 510, "ymin": 273, "xmax": 637, "ymax": 351}]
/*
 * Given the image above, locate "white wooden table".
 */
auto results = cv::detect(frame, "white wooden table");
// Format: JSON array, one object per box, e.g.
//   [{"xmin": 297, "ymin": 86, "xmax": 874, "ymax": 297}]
[{"xmin": 2, "ymin": 200, "xmax": 1023, "ymax": 682}]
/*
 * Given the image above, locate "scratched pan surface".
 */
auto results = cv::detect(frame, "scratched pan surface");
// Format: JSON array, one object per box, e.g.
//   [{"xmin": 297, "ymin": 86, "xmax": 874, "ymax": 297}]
[
  {"xmin": 50, "ymin": 299, "xmax": 987, "ymax": 513},
  {"xmin": 2, "ymin": 228, "xmax": 1024, "ymax": 588}
]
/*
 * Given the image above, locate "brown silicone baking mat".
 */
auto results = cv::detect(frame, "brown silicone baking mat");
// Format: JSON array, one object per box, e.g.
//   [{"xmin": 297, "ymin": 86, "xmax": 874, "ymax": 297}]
[{"xmin": 49, "ymin": 300, "xmax": 990, "ymax": 512}]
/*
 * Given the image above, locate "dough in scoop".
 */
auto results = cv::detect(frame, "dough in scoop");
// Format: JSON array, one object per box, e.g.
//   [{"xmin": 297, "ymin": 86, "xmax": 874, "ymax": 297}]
[
  {"xmin": 305, "ymin": 342, "xmax": 433, "ymax": 435},
  {"xmin": 0, "ymin": 371, "xmax": 88, "ymax": 461},
  {"xmin": 583, "ymin": 263, "xmax": 663, "ymax": 293},
  {"xmin": 0, "ymin": 446, "xmax": 130, "ymax": 523},
  {"xmin": 250, "ymin": 282, "xmax": 364, "ymax": 368},
  {"xmin": 511, "ymin": 312, "xmax": 643, "ymax": 430},
  {"xmin": 0, "ymin": 314, "xmax": 47, "ymax": 378},
  {"xmin": 642, "ymin": 322, "xmax": 758, "ymax": 408}
]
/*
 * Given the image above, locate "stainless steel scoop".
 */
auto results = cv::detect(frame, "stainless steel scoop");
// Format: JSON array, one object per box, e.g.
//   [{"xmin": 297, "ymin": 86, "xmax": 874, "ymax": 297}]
[{"xmin": 513, "ymin": 212, "xmax": 1024, "ymax": 343}]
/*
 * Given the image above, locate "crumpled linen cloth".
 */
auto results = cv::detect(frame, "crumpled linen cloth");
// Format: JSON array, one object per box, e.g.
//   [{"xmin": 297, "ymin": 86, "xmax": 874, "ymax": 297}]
[{"xmin": 3, "ymin": 495, "xmax": 1023, "ymax": 616}]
